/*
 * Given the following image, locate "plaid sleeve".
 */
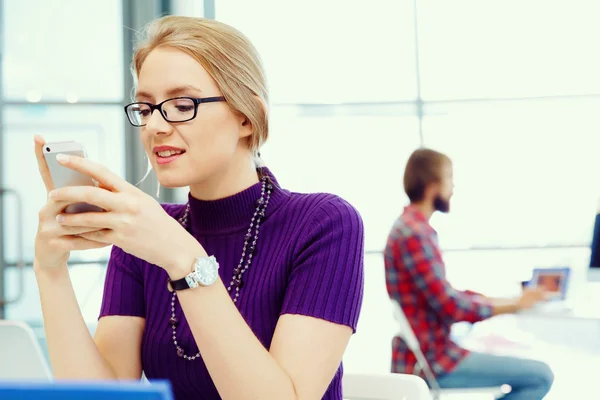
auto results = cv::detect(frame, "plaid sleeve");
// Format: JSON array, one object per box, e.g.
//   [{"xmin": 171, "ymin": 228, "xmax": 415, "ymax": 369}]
[
  {"xmin": 398, "ymin": 234, "xmax": 492, "ymax": 324},
  {"xmin": 463, "ymin": 289, "xmax": 485, "ymax": 297}
]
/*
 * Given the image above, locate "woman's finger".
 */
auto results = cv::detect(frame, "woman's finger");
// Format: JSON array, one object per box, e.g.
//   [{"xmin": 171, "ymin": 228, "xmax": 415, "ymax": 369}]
[
  {"xmin": 58, "ymin": 225, "xmax": 108, "ymax": 236},
  {"xmin": 78, "ymin": 229, "xmax": 113, "ymax": 244},
  {"xmin": 57, "ymin": 210, "xmax": 121, "ymax": 230},
  {"xmin": 39, "ymin": 198, "xmax": 76, "ymax": 220},
  {"xmin": 49, "ymin": 185, "xmax": 121, "ymax": 212},
  {"xmin": 34, "ymin": 135, "xmax": 55, "ymax": 192},
  {"xmin": 55, "ymin": 154, "xmax": 135, "ymax": 194},
  {"xmin": 63, "ymin": 235, "xmax": 111, "ymax": 251}
]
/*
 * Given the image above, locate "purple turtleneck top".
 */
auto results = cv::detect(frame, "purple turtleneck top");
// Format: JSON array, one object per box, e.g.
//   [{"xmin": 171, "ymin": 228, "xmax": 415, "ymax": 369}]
[{"xmin": 99, "ymin": 168, "xmax": 365, "ymax": 400}]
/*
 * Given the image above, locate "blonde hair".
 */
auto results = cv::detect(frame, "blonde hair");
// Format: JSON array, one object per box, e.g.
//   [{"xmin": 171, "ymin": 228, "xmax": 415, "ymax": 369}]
[{"xmin": 132, "ymin": 15, "xmax": 269, "ymax": 154}]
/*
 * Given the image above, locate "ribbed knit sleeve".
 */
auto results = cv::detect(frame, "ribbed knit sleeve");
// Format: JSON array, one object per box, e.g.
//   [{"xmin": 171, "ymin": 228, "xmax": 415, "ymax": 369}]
[
  {"xmin": 280, "ymin": 196, "xmax": 365, "ymax": 332},
  {"xmin": 98, "ymin": 245, "xmax": 146, "ymax": 319}
]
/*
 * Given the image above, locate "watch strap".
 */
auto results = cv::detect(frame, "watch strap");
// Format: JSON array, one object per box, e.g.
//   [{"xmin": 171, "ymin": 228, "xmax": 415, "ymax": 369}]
[{"xmin": 168, "ymin": 276, "xmax": 191, "ymax": 291}]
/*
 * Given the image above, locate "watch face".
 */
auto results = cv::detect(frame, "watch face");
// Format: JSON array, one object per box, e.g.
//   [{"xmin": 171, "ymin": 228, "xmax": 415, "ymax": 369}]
[{"xmin": 194, "ymin": 256, "xmax": 219, "ymax": 286}]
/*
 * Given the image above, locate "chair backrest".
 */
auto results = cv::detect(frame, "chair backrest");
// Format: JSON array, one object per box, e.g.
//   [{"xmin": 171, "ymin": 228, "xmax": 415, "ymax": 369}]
[
  {"xmin": 0, "ymin": 320, "xmax": 52, "ymax": 380},
  {"xmin": 390, "ymin": 300, "xmax": 443, "ymax": 397},
  {"xmin": 391, "ymin": 300, "xmax": 420, "ymax": 352},
  {"xmin": 390, "ymin": 301, "xmax": 508, "ymax": 400},
  {"xmin": 343, "ymin": 372, "xmax": 431, "ymax": 400}
]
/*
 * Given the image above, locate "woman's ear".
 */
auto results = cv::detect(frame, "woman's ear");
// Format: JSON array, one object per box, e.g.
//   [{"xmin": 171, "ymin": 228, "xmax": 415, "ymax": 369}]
[
  {"xmin": 238, "ymin": 115, "xmax": 252, "ymax": 138},
  {"xmin": 238, "ymin": 95, "xmax": 268, "ymax": 138}
]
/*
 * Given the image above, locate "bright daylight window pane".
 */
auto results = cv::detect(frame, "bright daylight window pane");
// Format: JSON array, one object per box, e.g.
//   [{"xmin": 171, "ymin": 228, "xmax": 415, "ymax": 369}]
[
  {"xmin": 423, "ymin": 99, "xmax": 600, "ymax": 249},
  {"xmin": 262, "ymin": 105, "xmax": 420, "ymax": 251},
  {"xmin": 418, "ymin": 0, "xmax": 600, "ymax": 100},
  {"xmin": 2, "ymin": 0, "xmax": 123, "ymax": 101},
  {"xmin": 1, "ymin": 106, "xmax": 126, "ymax": 264},
  {"xmin": 216, "ymin": 0, "xmax": 417, "ymax": 104},
  {"xmin": 4, "ymin": 263, "xmax": 107, "ymax": 324}
]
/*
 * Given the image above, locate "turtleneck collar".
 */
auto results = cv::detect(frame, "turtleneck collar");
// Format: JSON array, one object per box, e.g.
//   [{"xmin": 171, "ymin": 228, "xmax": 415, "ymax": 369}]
[{"xmin": 186, "ymin": 167, "xmax": 288, "ymax": 235}]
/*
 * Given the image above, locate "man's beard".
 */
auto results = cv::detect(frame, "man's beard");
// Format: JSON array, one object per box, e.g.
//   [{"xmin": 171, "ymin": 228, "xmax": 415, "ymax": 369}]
[{"xmin": 434, "ymin": 195, "xmax": 450, "ymax": 213}]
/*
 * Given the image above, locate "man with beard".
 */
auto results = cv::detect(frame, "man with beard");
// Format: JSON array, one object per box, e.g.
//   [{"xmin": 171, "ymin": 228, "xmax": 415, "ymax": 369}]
[{"xmin": 384, "ymin": 148, "xmax": 554, "ymax": 400}]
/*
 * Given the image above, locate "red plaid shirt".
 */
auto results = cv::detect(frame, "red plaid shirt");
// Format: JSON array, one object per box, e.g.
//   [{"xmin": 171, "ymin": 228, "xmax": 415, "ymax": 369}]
[{"xmin": 384, "ymin": 205, "xmax": 492, "ymax": 377}]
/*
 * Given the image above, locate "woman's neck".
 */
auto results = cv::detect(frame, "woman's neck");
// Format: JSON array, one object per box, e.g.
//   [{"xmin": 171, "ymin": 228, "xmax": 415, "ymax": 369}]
[{"xmin": 189, "ymin": 155, "xmax": 259, "ymax": 201}]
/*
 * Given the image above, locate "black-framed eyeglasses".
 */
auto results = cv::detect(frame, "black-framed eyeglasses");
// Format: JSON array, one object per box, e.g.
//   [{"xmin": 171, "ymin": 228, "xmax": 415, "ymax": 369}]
[{"xmin": 124, "ymin": 96, "xmax": 226, "ymax": 127}]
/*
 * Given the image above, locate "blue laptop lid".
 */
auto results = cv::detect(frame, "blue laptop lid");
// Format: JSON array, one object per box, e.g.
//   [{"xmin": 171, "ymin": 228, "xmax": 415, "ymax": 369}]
[{"xmin": 0, "ymin": 380, "xmax": 173, "ymax": 400}]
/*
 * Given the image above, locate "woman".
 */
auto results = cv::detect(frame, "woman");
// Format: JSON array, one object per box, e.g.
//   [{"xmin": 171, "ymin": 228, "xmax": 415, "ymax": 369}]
[{"xmin": 33, "ymin": 16, "xmax": 364, "ymax": 400}]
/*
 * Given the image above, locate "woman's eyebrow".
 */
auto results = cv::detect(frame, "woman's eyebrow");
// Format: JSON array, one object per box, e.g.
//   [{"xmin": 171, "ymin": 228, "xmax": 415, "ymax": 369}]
[
  {"xmin": 135, "ymin": 85, "xmax": 203, "ymax": 101},
  {"xmin": 166, "ymin": 85, "xmax": 203, "ymax": 97}
]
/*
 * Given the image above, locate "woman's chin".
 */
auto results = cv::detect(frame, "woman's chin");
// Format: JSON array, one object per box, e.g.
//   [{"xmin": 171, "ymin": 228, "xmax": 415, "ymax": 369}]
[{"xmin": 156, "ymin": 174, "xmax": 189, "ymax": 189}]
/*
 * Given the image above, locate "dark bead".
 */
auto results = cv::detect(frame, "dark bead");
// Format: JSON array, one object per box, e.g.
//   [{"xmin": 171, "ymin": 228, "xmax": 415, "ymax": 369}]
[
  {"xmin": 233, "ymin": 267, "xmax": 241, "ymax": 276},
  {"xmin": 258, "ymin": 210, "xmax": 265, "ymax": 218},
  {"xmin": 267, "ymin": 184, "xmax": 273, "ymax": 190},
  {"xmin": 256, "ymin": 198, "xmax": 264, "ymax": 206},
  {"xmin": 233, "ymin": 277, "xmax": 242, "ymax": 286},
  {"xmin": 244, "ymin": 232, "xmax": 252, "ymax": 240},
  {"xmin": 249, "ymin": 245, "xmax": 256, "ymax": 255},
  {"xmin": 177, "ymin": 348, "xmax": 184, "ymax": 358},
  {"xmin": 169, "ymin": 316, "xmax": 178, "ymax": 326}
]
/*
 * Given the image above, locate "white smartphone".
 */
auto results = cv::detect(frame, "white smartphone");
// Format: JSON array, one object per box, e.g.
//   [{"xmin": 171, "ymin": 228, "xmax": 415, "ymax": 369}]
[{"xmin": 43, "ymin": 141, "xmax": 104, "ymax": 214}]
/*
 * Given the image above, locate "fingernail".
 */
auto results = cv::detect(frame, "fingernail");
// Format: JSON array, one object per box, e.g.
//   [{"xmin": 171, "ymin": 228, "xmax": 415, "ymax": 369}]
[
  {"xmin": 56, "ymin": 154, "xmax": 70, "ymax": 162},
  {"xmin": 56, "ymin": 214, "xmax": 64, "ymax": 223}
]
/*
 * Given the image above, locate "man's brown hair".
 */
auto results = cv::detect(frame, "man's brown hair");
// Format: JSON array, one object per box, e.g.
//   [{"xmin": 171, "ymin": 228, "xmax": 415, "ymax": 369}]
[{"xmin": 403, "ymin": 148, "xmax": 451, "ymax": 202}]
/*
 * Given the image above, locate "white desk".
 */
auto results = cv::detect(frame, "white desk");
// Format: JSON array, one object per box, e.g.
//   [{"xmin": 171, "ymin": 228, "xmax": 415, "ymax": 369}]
[
  {"xmin": 518, "ymin": 282, "xmax": 600, "ymax": 320},
  {"xmin": 515, "ymin": 282, "xmax": 600, "ymax": 353}
]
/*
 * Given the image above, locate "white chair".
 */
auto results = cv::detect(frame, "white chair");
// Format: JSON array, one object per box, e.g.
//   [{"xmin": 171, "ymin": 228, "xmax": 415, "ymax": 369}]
[
  {"xmin": 391, "ymin": 301, "xmax": 508, "ymax": 400},
  {"xmin": 343, "ymin": 372, "xmax": 431, "ymax": 400},
  {"xmin": 0, "ymin": 320, "xmax": 52, "ymax": 380}
]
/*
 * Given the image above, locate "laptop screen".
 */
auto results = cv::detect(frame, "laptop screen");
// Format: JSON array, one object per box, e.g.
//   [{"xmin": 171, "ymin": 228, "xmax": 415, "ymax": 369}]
[
  {"xmin": 0, "ymin": 380, "xmax": 173, "ymax": 400},
  {"xmin": 530, "ymin": 267, "xmax": 570, "ymax": 300}
]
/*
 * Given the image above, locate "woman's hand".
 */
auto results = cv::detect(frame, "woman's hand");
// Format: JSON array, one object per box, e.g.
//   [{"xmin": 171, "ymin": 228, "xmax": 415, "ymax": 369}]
[
  {"xmin": 48, "ymin": 152, "xmax": 206, "ymax": 276},
  {"xmin": 33, "ymin": 136, "xmax": 109, "ymax": 270}
]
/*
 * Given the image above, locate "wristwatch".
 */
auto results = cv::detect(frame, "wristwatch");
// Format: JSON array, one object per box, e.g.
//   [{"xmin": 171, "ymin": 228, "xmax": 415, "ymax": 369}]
[{"xmin": 168, "ymin": 256, "xmax": 220, "ymax": 291}]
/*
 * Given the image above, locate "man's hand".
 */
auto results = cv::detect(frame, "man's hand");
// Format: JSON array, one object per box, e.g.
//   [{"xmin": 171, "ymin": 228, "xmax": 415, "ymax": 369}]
[{"xmin": 517, "ymin": 287, "xmax": 549, "ymax": 310}]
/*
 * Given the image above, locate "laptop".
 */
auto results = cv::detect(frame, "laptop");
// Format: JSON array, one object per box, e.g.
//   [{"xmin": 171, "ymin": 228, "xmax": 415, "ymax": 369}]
[
  {"xmin": 0, "ymin": 320, "xmax": 52, "ymax": 380},
  {"xmin": 525, "ymin": 267, "xmax": 572, "ymax": 312},
  {"xmin": 0, "ymin": 380, "xmax": 173, "ymax": 400}
]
